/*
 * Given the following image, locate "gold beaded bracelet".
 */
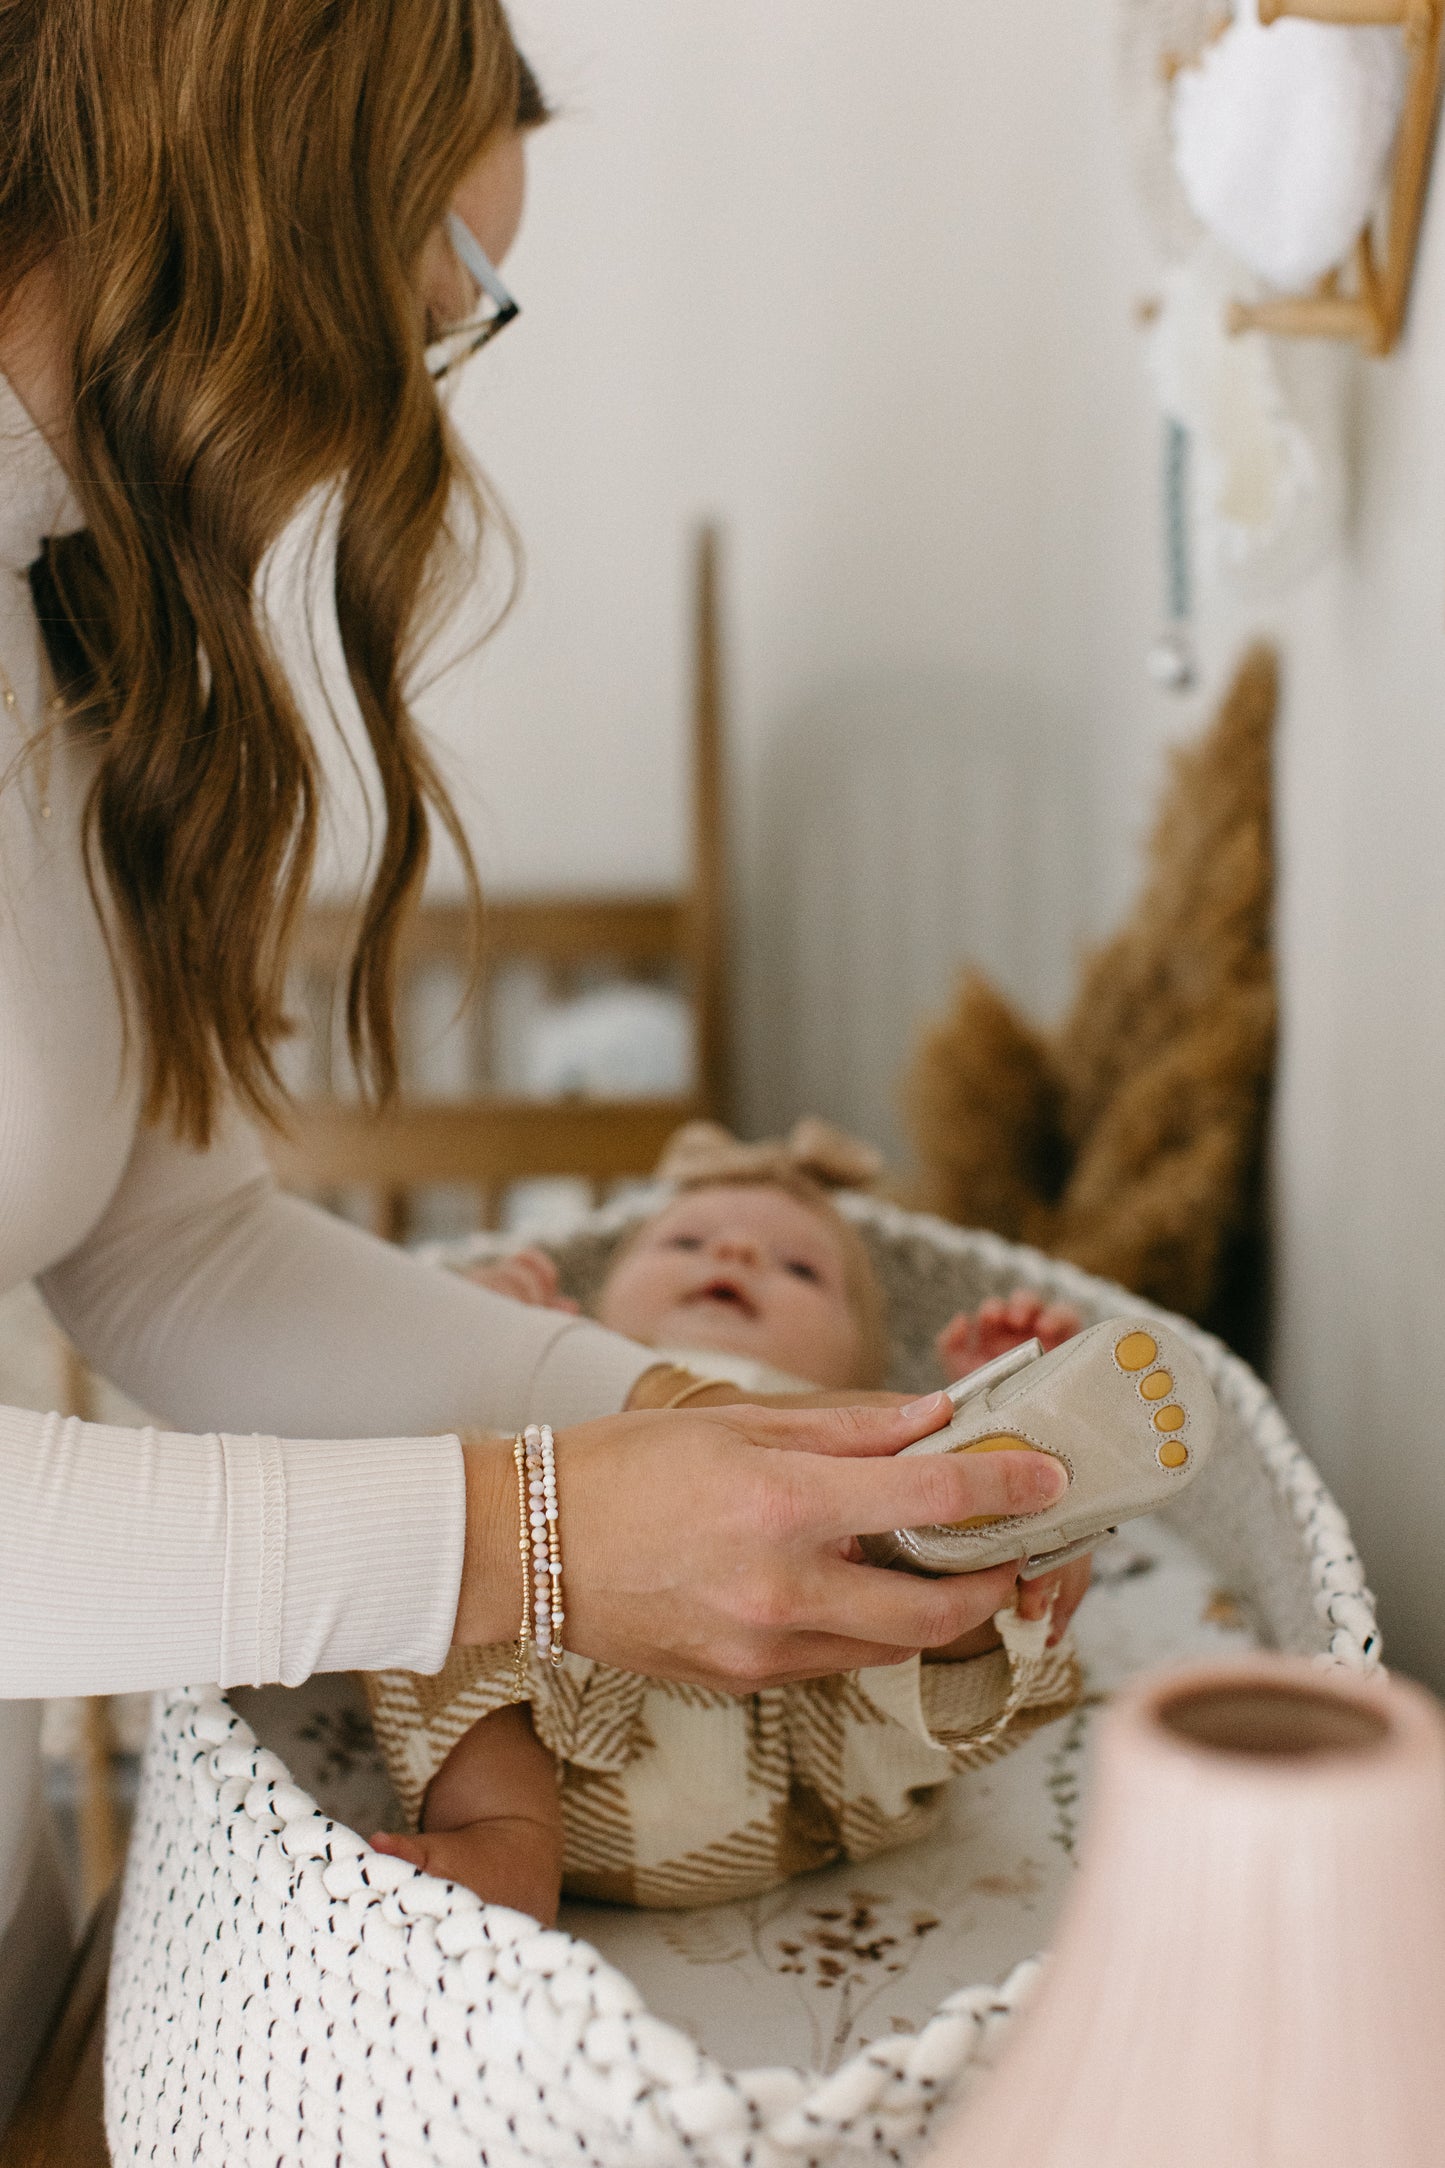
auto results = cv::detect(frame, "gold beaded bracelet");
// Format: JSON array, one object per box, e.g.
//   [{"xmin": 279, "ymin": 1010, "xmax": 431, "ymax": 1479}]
[
  {"xmin": 628, "ymin": 1361, "xmax": 740, "ymax": 1411},
  {"xmin": 510, "ymin": 1432, "xmax": 534, "ymax": 1701}
]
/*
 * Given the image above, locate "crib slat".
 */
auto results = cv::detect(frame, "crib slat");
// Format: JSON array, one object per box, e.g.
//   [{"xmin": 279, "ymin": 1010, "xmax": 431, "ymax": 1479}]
[
  {"xmin": 293, "ymin": 896, "xmax": 688, "ymax": 971},
  {"xmin": 77, "ymin": 1701, "xmax": 120, "ymax": 1921},
  {"xmin": 269, "ymin": 1097, "xmax": 705, "ymax": 1191}
]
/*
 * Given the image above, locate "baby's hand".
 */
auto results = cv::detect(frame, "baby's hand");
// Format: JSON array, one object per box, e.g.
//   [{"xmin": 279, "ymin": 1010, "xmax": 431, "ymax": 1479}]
[
  {"xmin": 936, "ymin": 1292, "xmax": 1082, "ymax": 1381},
  {"xmin": 463, "ymin": 1248, "xmax": 581, "ymax": 1313}
]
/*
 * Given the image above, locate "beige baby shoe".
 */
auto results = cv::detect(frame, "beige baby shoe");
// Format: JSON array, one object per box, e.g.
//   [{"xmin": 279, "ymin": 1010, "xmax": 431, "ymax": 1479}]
[{"xmin": 861, "ymin": 1318, "xmax": 1217, "ymax": 1579}]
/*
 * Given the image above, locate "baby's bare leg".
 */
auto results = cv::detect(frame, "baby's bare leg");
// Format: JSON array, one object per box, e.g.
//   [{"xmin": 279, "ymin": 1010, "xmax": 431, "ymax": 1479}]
[{"xmin": 370, "ymin": 1703, "xmax": 564, "ymax": 1924}]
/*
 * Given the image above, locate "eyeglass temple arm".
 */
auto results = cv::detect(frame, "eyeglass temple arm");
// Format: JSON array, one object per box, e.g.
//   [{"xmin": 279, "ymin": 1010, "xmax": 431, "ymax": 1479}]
[{"xmin": 446, "ymin": 212, "xmax": 514, "ymax": 312}]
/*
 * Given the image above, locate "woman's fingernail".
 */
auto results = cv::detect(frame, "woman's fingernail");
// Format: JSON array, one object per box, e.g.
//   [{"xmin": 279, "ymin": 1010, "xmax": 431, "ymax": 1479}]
[
  {"xmin": 901, "ymin": 1392, "xmax": 950, "ymax": 1423},
  {"xmin": 1033, "ymin": 1457, "xmax": 1069, "ymax": 1502}
]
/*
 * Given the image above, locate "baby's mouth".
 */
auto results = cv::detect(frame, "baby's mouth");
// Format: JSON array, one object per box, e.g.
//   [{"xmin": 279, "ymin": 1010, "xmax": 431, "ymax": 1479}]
[{"xmin": 683, "ymin": 1277, "xmax": 760, "ymax": 1322}]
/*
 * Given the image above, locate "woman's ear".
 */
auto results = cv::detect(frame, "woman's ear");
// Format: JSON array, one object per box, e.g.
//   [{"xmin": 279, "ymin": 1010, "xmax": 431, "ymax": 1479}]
[{"xmin": 451, "ymin": 127, "xmax": 527, "ymax": 269}]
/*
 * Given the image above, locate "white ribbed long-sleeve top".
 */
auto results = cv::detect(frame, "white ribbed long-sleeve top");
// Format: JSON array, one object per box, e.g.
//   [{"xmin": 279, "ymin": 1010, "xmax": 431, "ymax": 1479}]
[{"xmin": 0, "ymin": 373, "xmax": 652, "ymax": 1947}]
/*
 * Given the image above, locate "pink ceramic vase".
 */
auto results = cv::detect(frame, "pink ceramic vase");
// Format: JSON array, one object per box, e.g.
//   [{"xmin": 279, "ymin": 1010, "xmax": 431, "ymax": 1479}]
[{"xmin": 927, "ymin": 1654, "xmax": 1445, "ymax": 2167}]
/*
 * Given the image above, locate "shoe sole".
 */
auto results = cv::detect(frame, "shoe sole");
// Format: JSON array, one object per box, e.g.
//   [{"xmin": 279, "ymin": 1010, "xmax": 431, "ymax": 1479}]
[{"xmin": 859, "ymin": 1316, "xmax": 1217, "ymax": 1577}]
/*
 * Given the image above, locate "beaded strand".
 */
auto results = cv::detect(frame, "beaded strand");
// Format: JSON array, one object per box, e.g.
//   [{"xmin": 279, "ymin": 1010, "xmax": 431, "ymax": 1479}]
[
  {"xmin": 523, "ymin": 1423, "xmax": 564, "ymax": 1666},
  {"xmin": 510, "ymin": 1432, "xmax": 534, "ymax": 1701}
]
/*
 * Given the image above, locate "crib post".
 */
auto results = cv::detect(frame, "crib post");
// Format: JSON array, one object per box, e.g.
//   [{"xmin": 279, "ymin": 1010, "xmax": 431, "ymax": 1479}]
[{"xmin": 57, "ymin": 1339, "xmax": 124, "ymax": 1917}]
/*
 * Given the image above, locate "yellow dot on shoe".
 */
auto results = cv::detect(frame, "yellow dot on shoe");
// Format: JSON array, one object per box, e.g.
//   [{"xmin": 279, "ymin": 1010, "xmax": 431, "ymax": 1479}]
[
  {"xmin": 1140, "ymin": 1370, "xmax": 1173, "ymax": 1401},
  {"xmin": 1115, "ymin": 1332, "xmax": 1158, "ymax": 1372},
  {"xmin": 1153, "ymin": 1405, "xmax": 1186, "ymax": 1433},
  {"xmin": 1158, "ymin": 1440, "xmax": 1189, "ymax": 1470}
]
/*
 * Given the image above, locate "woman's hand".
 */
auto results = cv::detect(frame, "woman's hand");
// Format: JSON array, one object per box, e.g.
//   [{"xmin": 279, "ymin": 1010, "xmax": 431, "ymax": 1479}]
[{"xmin": 456, "ymin": 1396, "xmax": 1070, "ymax": 1693}]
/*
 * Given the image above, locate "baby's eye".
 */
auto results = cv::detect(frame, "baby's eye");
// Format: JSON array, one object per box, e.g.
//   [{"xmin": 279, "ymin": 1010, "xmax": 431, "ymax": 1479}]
[
  {"xmin": 785, "ymin": 1259, "xmax": 822, "ymax": 1284},
  {"xmin": 666, "ymin": 1234, "xmax": 703, "ymax": 1251}
]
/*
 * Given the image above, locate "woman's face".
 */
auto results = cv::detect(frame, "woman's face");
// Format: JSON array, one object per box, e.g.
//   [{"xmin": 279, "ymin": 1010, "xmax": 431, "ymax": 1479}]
[{"xmin": 419, "ymin": 126, "xmax": 528, "ymax": 333}]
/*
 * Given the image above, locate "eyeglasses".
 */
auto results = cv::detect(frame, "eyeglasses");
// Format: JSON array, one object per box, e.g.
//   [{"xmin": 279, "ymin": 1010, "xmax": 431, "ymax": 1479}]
[{"xmin": 426, "ymin": 211, "xmax": 520, "ymax": 381}]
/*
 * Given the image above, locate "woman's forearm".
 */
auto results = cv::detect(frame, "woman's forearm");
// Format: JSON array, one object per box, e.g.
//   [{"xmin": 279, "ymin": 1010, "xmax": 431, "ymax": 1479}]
[
  {"xmin": 0, "ymin": 1400, "xmax": 464, "ymax": 1697},
  {"xmin": 41, "ymin": 1106, "xmax": 653, "ymax": 1441}
]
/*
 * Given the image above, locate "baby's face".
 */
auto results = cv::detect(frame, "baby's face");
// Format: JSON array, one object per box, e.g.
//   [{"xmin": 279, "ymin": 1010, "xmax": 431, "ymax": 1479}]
[{"xmin": 596, "ymin": 1185, "xmax": 864, "ymax": 1387}]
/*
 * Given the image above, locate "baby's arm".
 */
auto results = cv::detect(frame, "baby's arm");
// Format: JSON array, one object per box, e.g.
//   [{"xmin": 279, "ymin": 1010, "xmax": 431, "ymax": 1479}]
[
  {"xmin": 371, "ymin": 1702, "xmax": 565, "ymax": 1923},
  {"xmin": 936, "ymin": 1291, "xmax": 1081, "ymax": 1381}
]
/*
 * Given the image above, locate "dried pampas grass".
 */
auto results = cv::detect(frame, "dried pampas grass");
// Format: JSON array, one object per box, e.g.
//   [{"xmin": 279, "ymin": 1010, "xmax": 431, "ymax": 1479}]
[{"xmin": 906, "ymin": 646, "xmax": 1277, "ymax": 1346}]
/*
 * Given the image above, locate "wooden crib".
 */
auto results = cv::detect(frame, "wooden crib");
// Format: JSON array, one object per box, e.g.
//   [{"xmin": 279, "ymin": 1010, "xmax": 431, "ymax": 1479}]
[{"xmin": 268, "ymin": 522, "xmax": 732, "ymax": 1234}]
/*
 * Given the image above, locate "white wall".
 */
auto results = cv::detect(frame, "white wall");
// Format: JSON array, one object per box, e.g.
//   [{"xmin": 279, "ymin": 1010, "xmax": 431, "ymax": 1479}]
[
  {"xmin": 423, "ymin": 0, "xmax": 1173, "ymax": 1132},
  {"xmin": 412, "ymin": 4, "xmax": 1445, "ymax": 1686},
  {"xmin": 1130, "ymin": 137, "xmax": 1445, "ymax": 1693},
  {"xmin": 1236, "ymin": 234, "xmax": 1445, "ymax": 1692}
]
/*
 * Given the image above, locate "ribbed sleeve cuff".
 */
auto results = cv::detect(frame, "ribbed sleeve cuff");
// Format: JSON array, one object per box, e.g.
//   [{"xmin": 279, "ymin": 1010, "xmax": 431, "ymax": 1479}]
[
  {"xmin": 219, "ymin": 1433, "xmax": 466, "ymax": 1688},
  {"xmin": 523, "ymin": 1317, "xmax": 658, "ymax": 1429}
]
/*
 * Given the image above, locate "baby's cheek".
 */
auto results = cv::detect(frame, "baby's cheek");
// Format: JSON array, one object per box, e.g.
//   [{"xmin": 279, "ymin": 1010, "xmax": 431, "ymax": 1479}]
[
  {"xmin": 595, "ymin": 1270, "xmax": 654, "ymax": 1340},
  {"xmin": 597, "ymin": 1259, "xmax": 686, "ymax": 1344},
  {"xmin": 788, "ymin": 1297, "xmax": 867, "ymax": 1389}
]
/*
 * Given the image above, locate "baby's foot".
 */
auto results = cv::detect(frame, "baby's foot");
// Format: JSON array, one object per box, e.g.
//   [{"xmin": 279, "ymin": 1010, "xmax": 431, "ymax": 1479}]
[
  {"xmin": 937, "ymin": 1292, "xmax": 1082, "ymax": 1381},
  {"xmin": 370, "ymin": 1816, "xmax": 564, "ymax": 1925}
]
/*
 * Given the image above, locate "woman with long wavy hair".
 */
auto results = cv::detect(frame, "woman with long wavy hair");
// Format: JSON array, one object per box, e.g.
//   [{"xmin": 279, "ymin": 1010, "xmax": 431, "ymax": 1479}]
[{"xmin": 0, "ymin": 0, "xmax": 1072, "ymax": 2115}]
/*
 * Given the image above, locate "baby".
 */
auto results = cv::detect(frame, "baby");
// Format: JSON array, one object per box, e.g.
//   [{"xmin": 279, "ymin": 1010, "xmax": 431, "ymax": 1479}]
[{"xmin": 366, "ymin": 1123, "xmax": 1081, "ymax": 1921}]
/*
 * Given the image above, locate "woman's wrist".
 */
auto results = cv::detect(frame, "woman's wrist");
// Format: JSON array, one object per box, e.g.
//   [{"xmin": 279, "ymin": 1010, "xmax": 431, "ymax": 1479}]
[
  {"xmin": 454, "ymin": 1432, "xmax": 522, "ymax": 1646},
  {"xmin": 625, "ymin": 1363, "xmax": 914, "ymax": 1416}
]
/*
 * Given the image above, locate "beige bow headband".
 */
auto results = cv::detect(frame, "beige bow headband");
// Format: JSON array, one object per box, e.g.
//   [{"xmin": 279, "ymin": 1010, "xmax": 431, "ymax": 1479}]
[{"xmin": 655, "ymin": 1118, "xmax": 886, "ymax": 1195}]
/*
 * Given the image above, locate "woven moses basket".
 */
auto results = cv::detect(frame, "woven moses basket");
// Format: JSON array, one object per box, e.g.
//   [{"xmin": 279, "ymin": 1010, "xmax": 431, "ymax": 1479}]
[{"xmin": 104, "ymin": 1197, "xmax": 1379, "ymax": 2168}]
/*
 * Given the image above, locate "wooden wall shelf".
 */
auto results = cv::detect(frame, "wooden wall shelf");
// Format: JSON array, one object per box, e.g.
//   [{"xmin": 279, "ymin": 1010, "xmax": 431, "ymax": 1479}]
[{"xmin": 1226, "ymin": 0, "xmax": 1445, "ymax": 354}]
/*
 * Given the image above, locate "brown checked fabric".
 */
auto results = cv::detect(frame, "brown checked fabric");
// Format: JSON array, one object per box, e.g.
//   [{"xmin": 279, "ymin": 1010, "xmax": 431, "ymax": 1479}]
[{"xmin": 364, "ymin": 1614, "xmax": 1080, "ymax": 1911}]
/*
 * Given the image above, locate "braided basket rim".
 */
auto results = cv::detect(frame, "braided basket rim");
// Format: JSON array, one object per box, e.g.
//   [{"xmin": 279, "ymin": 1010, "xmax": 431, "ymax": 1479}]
[{"xmin": 106, "ymin": 1200, "xmax": 1378, "ymax": 2168}]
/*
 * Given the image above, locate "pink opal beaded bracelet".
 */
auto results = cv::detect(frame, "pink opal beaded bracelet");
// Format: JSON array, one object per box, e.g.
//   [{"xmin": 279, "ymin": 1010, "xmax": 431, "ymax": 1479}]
[{"xmin": 511, "ymin": 1423, "xmax": 565, "ymax": 1697}]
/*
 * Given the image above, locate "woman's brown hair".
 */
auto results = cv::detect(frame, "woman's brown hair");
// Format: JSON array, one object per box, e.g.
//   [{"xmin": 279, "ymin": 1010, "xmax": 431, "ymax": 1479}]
[{"xmin": 0, "ymin": 0, "xmax": 542, "ymax": 1143}]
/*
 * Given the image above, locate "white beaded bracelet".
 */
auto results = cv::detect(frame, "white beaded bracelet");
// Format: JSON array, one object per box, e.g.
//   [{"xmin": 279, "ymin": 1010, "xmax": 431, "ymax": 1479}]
[{"xmin": 523, "ymin": 1423, "xmax": 565, "ymax": 1667}]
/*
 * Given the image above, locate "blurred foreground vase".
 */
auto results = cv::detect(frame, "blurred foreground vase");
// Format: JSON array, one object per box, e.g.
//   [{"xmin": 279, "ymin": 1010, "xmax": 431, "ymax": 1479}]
[{"xmin": 928, "ymin": 1654, "xmax": 1445, "ymax": 2166}]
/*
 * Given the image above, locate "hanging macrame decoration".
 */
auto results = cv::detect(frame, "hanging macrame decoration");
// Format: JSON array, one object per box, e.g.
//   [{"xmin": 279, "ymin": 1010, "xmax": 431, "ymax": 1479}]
[{"xmin": 1114, "ymin": 0, "xmax": 1435, "ymax": 670}]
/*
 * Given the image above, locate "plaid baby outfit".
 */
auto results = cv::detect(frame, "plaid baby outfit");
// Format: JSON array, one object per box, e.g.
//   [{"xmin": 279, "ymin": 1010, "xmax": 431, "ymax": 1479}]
[{"xmin": 365, "ymin": 1610, "xmax": 1079, "ymax": 1909}]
